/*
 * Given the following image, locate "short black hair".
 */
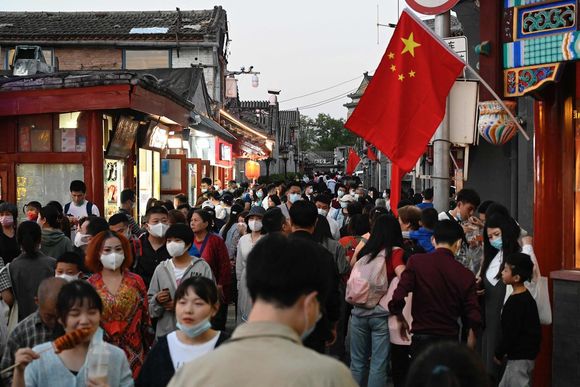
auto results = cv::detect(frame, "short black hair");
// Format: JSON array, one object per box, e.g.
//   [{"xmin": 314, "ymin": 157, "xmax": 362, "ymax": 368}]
[
  {"xmin": 0, "ymin": 202, "xmax": 18, "ymax": 220},
  {"xmin": 176, "ymin": 203, "xmax": 191, "ymax": 211},
  {"xmin": 477, "ymin": 200, "xmax": 494, "ymax": 215},
  {"xmin": 108, "ymin": 213, "xmax": 129, "ymax": 226},
  {"xmin": 347, "ymin": 214, "xmax": 370, "ymax": 236},
  {"xmin": 246, "ymin": 233, "xmax": 331, "ymax": 307},
  {"xmin": 120, "ymin": 189, "xmax": 135, "ymax": 204},
  {"xmin": 313, "ymin": 194, "xmax": 331, "ymax": 205},
  {"xmin": 57, "ymin": 251, "xmax": 83, "ymax": 268},
  {"xmin": 174, "ymin": 276, "xmax": 218, "ymax": 306},
  {"xmin": 433, "ymin": 219, "xmax": 465, "ymax": 246},
  {"xmin": 57, "ymin": 280, "xmax": 103, "ymax": 325},
  {"xmin": 87, "ymin": 217, "xmax": 110, "ymax": 236},
  {"xmin": 456, "ymin": 188, "xmax": 481, "ymax": 207},
  {"xmin": 262, "ymin": 207, "xmax": 286, "ymax": 234},
  {"xmin": 289, "ymin": 200, "xmax": 318, "ymax": 228},
  {"xmin": 144, "ymin": 206, "xmax": 169, "ymax": 222},
  {"xmin": 421, "ymin": 208, "xmax": 439, "ymax": 230},
  {"xmin": 505, "ymin": 252, "xmax": 533, "ymax": 283},
  {"xmin": 174, "ymin": 193, "xmax": 188, "ymax": 204},
  {"xmin": 201, "ymin": 177, "xmax": 212, "ymax": 186},
  {"xmin": 422, "ymin": 188, "xmax": 434, "ymax": 201},
  {"xmin": 287, "ymin": 181, "xmax": 302, "ymax": 191},
  {"xmin": 166, "ymin": 223, "xmax": 194, "ymax": 245},
  {"xmin": 69, "ymin": 180, "xmax": 86, "ymax": 193}
]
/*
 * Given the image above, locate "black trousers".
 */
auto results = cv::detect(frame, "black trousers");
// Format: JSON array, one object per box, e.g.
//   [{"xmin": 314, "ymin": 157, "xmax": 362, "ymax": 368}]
[
  {"xmin": 410, "ymin": 334, "xmax": 457, "ymax": 360},
  {"xmin": 390, "ymin": 344, "xmax": 411, "ymax": 387}
]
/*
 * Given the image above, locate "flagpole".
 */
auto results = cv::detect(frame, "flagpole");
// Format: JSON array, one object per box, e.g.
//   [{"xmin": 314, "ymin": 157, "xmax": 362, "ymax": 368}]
[{"xmin": 465, "ymin": 64, "xmax": 530, "ymax": 141}]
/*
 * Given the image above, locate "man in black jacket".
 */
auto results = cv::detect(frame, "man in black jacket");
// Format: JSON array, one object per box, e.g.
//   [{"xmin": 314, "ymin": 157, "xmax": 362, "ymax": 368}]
[{"xmin": 289, "ymin": 200, "xmax": 341, "ymax": 354}]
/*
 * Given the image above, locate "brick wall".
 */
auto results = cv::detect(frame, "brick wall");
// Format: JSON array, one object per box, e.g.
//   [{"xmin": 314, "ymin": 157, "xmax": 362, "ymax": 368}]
[{"xmin": 55, "ymin": 47, "xmax": 122, "ymax": 70}]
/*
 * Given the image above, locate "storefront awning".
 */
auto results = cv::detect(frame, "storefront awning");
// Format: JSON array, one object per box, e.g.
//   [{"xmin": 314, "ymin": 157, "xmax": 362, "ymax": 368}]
[{"xmin": 193, "ymin": 111, "xmax": 237, "ymax": 143}]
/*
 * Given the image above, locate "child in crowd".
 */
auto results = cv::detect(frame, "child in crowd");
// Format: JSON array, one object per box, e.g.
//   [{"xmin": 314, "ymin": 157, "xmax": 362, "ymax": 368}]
[
  {"xmin": 495, "ymin": 252, "xmax": 541, "ymax": 387},
  {"xmin": 55, "ymin": 251, "xmax": 87, "ymax": 281},
  {"xmin": 409, "ymin": 208, "xmax": 438, "ymax": 253}
]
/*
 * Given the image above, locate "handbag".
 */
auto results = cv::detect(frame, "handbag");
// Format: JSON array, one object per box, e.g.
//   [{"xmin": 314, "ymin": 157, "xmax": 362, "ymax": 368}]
[{"xmin": 0, "ymin": 263, "xmax": 20, "ymax": 333}]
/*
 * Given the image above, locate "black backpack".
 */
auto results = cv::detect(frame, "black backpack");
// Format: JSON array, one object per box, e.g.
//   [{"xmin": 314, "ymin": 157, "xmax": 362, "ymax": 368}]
[{"xmin": 64, "ymin": 201, "xmax": 95, "ymax": 216}]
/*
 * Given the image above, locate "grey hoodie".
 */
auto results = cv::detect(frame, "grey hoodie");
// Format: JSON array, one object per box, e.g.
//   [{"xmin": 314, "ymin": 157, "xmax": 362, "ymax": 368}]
[
  {"xmin": 147, "ymin": 256, "xmax": 214, "ymax": 337},
  {"xmin": 40, "ymin": 229, "xmax": 73, "ymax": 260}
]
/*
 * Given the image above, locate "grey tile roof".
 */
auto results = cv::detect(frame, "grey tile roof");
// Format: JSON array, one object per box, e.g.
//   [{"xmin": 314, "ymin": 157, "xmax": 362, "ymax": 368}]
[{"xmin": 0, "ymin": 7, "xmax": 226, "ymax": 42}]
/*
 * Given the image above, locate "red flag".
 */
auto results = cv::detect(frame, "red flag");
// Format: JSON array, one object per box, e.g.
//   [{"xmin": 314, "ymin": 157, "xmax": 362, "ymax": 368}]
[
  {"xmin": 345, "ymin": 9, "xmax": 464, "ymax": 186},
  {"xmin": 390, "ymin": 164, "xmax": 403, "ymax": 217},
  {"xmin": 346, "ymin": 148, "xmax": 361, "ymax": 175},
  {"xmin": 366, "ymin": 146, "xmax": 378, "ymax": 162}
]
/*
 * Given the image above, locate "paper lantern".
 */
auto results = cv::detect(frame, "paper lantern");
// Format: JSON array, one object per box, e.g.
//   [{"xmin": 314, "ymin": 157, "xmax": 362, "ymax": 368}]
[
  {"xmin": 477, "ymin": 100, "xmax": 517, "ymax": 145},
  {"xmin": 245, "ymin": 160, "xmax": 260, "ymax": 180}
]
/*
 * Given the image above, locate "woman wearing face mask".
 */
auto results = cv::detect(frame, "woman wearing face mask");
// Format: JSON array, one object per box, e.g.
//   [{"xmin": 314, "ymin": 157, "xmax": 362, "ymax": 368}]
[
  {"xmin": 136, "ymin": 277, "xmax": 229, "ymax": 387},
  {"xmin": 235, "ymin": 206, "xmax": 266, "ymax": 325},
  {"xmin": 0, "ymin": 202, "xmax": 20, "ymax": 264},
  {"xmin": 188, "ymin": 209, "xmax": 232, "ymax": 331},
  {"xmin": 38, "ymin": 205, "xmax": 74, "ymax": 261},
  {"xmin": 86, "ymin": 230, "xmax": 153, "ymax": 378},
  {"xmin": 478, "ymin": 214, "xmax": 532, "ymax": 382},
  {"xmin": 13, "ymin": 280, "xmax": 133, "ymax": 387},
  {"xmin": 148, "ymin": 224, "xmax": 214, "ymax": 338}
]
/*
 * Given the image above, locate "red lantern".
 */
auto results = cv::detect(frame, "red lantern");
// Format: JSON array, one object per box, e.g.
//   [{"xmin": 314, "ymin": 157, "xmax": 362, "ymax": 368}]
[{"xmin": 245, "ymin": 160, "xmax": 260, "ymax": 180}]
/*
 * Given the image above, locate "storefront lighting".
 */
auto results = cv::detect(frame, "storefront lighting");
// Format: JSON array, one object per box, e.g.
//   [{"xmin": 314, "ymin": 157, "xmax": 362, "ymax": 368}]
[
  {"xmin": 167, "ymin": 134, "xmax": 183, "ymax": 149},
  {"xmin": 197, "ymin": 137, "xmax": 211, "ymax": 149},
  {"xmin": 219, "ymin": 109, "xmax": 268, "ymax": 140}
]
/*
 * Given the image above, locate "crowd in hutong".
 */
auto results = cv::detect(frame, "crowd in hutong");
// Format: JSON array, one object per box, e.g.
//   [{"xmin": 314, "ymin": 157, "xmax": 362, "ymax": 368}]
[{"xmin": 0, "ymin": 174, "xmax": 547, "ymax": 387}]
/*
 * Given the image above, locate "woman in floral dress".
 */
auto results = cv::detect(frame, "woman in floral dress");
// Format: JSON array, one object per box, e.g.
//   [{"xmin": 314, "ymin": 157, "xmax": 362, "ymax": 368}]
[{"xmin": 86, "ymin": 230, "xmax": 154, "ymax": 378}]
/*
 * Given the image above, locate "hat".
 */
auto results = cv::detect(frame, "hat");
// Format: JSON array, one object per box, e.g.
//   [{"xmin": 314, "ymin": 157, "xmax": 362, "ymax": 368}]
[
  {"xmin": 245, "ymin": 206, "xmax": 266, "ymax": 219},
  {"xmin": 340, "ymin": 194, "xmax": 355, "ymax": 203},
  {"xmin": 201, "ymin": 200, "xmax": 215, "ymax": 209}
]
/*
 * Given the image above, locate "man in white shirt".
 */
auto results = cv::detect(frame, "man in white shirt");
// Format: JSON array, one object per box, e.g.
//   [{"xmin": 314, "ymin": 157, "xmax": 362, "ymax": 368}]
[
  {"xmin": 314, "ymin": 195, "xmax": 340, "ymax": 240},
  {"xmin": 64, "ymin": 180, "xmax": 100, "ymax": 228},
  {"xmin": 326, "ymin": 173, "xmax": 337, "ymax": 194}
]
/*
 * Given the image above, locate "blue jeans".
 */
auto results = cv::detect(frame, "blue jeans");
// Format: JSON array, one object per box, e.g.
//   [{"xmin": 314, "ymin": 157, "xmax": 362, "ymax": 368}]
[{"xmin": 350, "ymin": 314, "xmax": 390, "ymax": 387}]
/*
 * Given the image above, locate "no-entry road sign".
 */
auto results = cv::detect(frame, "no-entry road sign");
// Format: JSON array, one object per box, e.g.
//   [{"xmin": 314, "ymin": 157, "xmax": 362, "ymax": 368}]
[{"xmin": 406, "ymin": 0, "xmax": 461, "ymax": 15}]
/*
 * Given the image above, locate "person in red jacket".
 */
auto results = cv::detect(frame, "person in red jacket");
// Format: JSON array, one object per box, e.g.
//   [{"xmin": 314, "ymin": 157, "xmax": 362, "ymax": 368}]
[{"xmin": 188, "ymin": 208, "xmax": 232, "ymax": 330}]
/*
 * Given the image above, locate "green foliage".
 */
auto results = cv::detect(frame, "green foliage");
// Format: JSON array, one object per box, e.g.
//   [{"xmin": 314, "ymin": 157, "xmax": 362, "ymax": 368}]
[{"xmin": 299, "ymin": 113, "xmax": 358, "ymax": 151}]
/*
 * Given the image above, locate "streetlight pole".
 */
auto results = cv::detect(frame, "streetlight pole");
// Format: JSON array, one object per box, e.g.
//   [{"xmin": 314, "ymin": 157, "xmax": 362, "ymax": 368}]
[{"xmin": 433, "ymin": 11, "xmax": 451, "ymax": 212}]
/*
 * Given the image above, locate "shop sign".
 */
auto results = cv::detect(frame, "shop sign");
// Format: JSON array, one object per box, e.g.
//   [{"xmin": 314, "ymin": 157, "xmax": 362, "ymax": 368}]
[{"xmin": 406, "ymin": 0, "xmax": 460, "ymax": 15}]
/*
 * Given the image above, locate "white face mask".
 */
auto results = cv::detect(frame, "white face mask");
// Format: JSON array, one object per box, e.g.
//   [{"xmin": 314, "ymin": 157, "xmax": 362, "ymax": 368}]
[
  {"xmin": 148, "ymin": 223, "xmax": 169, "ymax": 238},
  {"xmin": 74, "ymin": 232, "xmax": 90, "ymax": 248},
  {"xmin": 56, "ymin": 273, "xmax": 79, "ymax": 282},
  {"xmin": 248, "ymin": 219, "xmax": 263, "ymax": 232},
  {"xmin": 337, "ymin": 190, "xmax": 345, "ymax": 198},
  {"xmin": 167, "ymin": 241, "xmax": 187, "ymax": 257},
  {"xmin": 100, "ymin": 252, "xmax": 125, "ymax": 271},
  {"xmin": 318, "ymin": 208, "xmax": 328, "ymax": 217},
  {"xmin": 289, "ymin": 193, "xmax": 301, "ymax": 203}
]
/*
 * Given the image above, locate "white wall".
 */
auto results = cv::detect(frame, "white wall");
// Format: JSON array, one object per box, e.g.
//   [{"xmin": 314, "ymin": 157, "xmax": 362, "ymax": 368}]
[{"xmin": 171, "ymin": 47, "xmax": 218, "ymax": 101}]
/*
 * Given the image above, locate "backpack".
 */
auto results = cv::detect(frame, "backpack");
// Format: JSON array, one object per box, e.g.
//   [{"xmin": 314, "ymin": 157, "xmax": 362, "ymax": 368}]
[
  {"xmin": 64, "ymin": 201, "xmax": 94, "ymax": 216},
  {"xmin": 345, "ymin": 248, "xmax": 391, "ymax": 308}
]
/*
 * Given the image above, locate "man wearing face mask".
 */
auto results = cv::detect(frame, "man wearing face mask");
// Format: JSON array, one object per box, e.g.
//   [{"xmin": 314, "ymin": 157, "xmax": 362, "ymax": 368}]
[
  {"xmin": 314, "ymin": 195, "xmax": 340, "ymax": 240},
  {"xmin": 290, "ymin": 201, "xmax": 341, "ymax": 354},
  {"xmin": 134, "ymin": 206, "xmax": 171, "ymax": 288},
  {"xmin": 109, "ymin": 213, "xmax": 142, "ymax": 265},
  {"xmin": 148, "ymin": 224, "xmax": 214, "ymax": 338},
  {"xmin": 389, "ymin": 220, "xmax": 481, "ymax": 360},
  {"xmin": 1, "ymin": 277, "xmax": 66, "ymax": 386},
  {"xmin": 118, "ymin": 189, "xmax": 143, "ymax": 237},
  {"xmin": 278, "ymin": 182, "xmax": 303, "ymax": 220},
  {"xmin": 167, "ymin": 233, "xmax": 357, "ymax": 387}
]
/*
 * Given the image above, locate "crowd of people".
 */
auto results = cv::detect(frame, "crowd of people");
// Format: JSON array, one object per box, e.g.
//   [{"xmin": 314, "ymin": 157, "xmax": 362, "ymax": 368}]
[{"xmin": 0, "ymin": 173, "xmax": 546, "ymax": 387}]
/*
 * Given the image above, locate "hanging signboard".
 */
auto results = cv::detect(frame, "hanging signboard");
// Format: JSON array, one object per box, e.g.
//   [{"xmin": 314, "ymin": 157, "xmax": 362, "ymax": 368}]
[{"xmin": 406, "ymin": 0, "xmax": 460, "ymax": 15}]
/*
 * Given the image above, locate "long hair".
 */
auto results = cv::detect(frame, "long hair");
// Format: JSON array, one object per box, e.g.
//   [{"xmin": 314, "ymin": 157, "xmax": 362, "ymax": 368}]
[
  {"xmin": 313, "ymin": 214, "xmax": 333, "ymax": 243},
  {"xmin": 221, "ymin": 204, "xmax": 244, "ymax": 239},
  {"xmin": 84, "ymin": 230, "xmax": 133, "ymax": 273},
  {"xmin": 17, "ymin": 221, "xmax": 41, "ymax": 257},
  {"xmin": 481, "ymin": 214, "xmax": 521, "ymax": 279},
  {"xmin": 358, "ymin": 214, "xmax": 403, "ymax": 262}
]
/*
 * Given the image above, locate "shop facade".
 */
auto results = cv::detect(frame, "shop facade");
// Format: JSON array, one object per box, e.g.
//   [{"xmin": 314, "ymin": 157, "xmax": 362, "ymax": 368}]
[{"xmin": 0, "ymin": 72, "xmax": 192, "ymax": 220}]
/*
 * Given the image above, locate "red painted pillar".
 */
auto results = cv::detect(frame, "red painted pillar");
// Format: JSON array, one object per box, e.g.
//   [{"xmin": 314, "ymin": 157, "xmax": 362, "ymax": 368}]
[{"xmin": 87, "ymin": 111, "xmax": 104, "ymax": 213}]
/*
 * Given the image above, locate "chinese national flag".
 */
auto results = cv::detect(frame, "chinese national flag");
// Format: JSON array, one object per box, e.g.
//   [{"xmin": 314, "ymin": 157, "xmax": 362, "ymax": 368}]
[
  {"xmin": 367, "ymin": 146, "xmax": 378, "ymax": 161},
  {"xmin": 345, "ymin": 9, "xmax": 464, "ymax": 214},
  {"xmin": 346, "ymin": 148, "xmax": 361, "ymax": 175}
]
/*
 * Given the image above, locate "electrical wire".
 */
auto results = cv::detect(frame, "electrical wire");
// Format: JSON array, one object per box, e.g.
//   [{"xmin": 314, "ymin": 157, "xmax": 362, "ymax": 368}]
[
  {"xmin": 291, "ymin": 88, "xmax": 357, "ymax": 110},
  {"xmin": 279, "ymin": 75, "xmax": 363, "ymax": 103}
]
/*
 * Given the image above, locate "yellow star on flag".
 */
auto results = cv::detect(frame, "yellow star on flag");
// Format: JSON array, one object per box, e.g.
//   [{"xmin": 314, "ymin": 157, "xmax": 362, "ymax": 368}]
[
  {"xmin": 388, "ymin": 52, "xmax": 395, "ymax": 59},
  {"xmin": 401, "ymin": 33, "xmax": 421, "ymax": 57},
  {"xmin": 390, "ymin": 65, "xmax": 396, "ymax": 72},
  {"xmin": 398, "ymin": 74, "xmax": 405, "ymax": 82},
  {"xmin": 409, "ymin": 70, "xmax": 416, "ymax": 77}
]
